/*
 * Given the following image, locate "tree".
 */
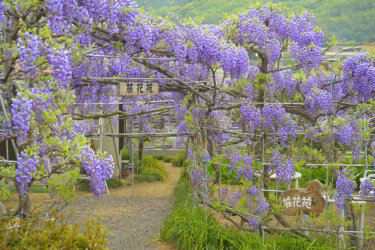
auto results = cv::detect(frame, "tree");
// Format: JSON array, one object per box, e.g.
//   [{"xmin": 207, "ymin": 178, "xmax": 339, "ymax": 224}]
[{"xmin": 0, "ymin": 1, "xmax": 374, "ymax": 248}]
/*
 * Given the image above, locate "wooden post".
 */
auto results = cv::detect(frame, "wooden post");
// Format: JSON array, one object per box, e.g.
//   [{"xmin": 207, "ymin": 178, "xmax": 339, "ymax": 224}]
[
  {"xmin": 339, "ymin": 207, "xmax": 345, "ymax": 248},
  {"xmin": 299, "ymin": 214, "xmax": 309, "ymax": 237}
]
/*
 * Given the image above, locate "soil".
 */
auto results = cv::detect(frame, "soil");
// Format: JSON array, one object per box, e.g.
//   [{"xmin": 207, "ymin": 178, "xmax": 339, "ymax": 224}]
[{"xmin": 4, "ymin": 163, "xmax": 179, "ymax": 250}]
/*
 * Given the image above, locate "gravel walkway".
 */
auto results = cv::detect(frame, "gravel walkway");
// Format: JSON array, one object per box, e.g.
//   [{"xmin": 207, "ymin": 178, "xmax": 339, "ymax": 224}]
[
  {"xmin": 62, "ymin": 163, "xmax": 179, "ymax": 250},
  {"xmin": 64, "ymin": 195, "xmax": 173, "ymax": 250}
]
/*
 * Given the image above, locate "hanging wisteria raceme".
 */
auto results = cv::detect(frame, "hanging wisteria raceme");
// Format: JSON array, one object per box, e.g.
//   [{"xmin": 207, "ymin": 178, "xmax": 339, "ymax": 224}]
[
  {"xmin": 228, "ymin": 190, "xmax": 242, "ymax": 207},
  {"xmin": 243, "ymin": 155, "xmax": 253, "ymax": 182},
  {"xmin": 16, "ymin": 153, "xmax": 40, "ymax": 194},
  {"xmin": 72, "ymin": 120, "xmax": 97, "ymax": 136},
  {"xmin": 335, "ymin": 124, "xmax": 356, "ymax": 146},
  {"xmin": 262, "ymin": 104, "xmax": 285, "ymax": 129},
  {"xmin": 0, "ymin": 0, "xmax": 4, "ymax": 23},
  {"xmin": 79, "ymin": 146, "xmax": 114, "ymax": 197},
  {"xmin": 271, "ymin": 149, "xmax": 281, "ymax": 168},
  {"xmin": 255, "ymin": 198, "xmax": 269, "ymax": 216},
  {"xmin": 11, "ymin": 95, "xmax": 33, "ymax": 146},
  {"xmin": 276, "ymin": 159, "xmax": 295, "ymax": 185},
  {"xmin": 187, "ymin": 148, "xmax": 194, "ymax": 160},
  {"xmin": 304, "ymin": 88, "xmax": 333, "ymax": 117},
  {"xmin": 17, "ymin": 33, "xmax": 47, "ymax": 79},
  {"xmin": 335, "ymin": 169, "xmax": 353, "ymax": 213},
  {"xmin": 240, "ymin": 104, "xmax": 261, "ymax": 133},
  {"xmin": 47, "ymin": 48, "xmax": 72, "ymax": 89},
  {"xmin": 178, "ymin": 121, "xmax": 188, "ymax": 133},
  {"xmin": 230, "ymin": 152, "xmax": 241, "ymax": 169},
  {"xmin": 192, "ymin": 169, "xmax": 204, "ymax": 187},
  {"xmin": 343, "ymin": 53, "xmax": 375, "ymax": 101},
  {"xmin": 359, "ymin": 180, "xmax": 373, "ymax": 199}
]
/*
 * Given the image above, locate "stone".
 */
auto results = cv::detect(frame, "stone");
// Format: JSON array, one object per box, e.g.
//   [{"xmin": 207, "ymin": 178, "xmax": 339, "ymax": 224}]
[
  {"xmin": 306, "ymin": 179, "xmax": 324, "ymax": 193},
  {"xmin": 280, "ymin": 181, "xmax": 325, "ymax": 216}
]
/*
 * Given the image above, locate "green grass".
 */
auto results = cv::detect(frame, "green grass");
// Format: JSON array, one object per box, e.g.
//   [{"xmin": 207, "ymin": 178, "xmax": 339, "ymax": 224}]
[{"xmin": 161, "ymin": 178, "xmax": 338, "ymax": 250}]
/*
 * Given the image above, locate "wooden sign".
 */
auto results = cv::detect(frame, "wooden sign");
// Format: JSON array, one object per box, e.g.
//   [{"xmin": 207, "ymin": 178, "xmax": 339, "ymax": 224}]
[
  {"xmin": 280, "ymin": 180, "xmax": 325, "ymax": 216},
  {"xmin": 119, "ymin": 82, "xmax": 159, "ymax": 96}
]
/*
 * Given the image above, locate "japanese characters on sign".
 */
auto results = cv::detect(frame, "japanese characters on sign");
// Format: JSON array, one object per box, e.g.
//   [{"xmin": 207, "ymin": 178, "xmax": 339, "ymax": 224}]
[
  {"xmin": 279, "ymin": 180, "xmax": 325, "ymax": 216},
  {"xmin": 119, "ymin": 82, "xmax": 159, "ymax": 96},
  {"xmin": 282, "ymin": 196, "xmax": 312, "ymax": 209}
]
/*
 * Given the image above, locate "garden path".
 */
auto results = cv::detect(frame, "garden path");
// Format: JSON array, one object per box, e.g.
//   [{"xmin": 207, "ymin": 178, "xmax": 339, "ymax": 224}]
[{"xmin": 63, "ymin": 163, "xmax": 179, "ymax": 250}]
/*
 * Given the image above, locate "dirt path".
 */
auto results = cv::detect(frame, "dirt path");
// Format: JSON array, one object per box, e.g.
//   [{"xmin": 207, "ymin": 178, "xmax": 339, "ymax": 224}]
[{"xmin": 61, "ymin": 163, "xmax": 179, "ymax": 250}]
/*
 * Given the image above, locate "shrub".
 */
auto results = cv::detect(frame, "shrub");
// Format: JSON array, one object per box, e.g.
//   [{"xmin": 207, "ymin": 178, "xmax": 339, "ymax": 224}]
[
  {"xmin": 121, "ymin": 149, "xmax": 130, "ymax": 161},
  {"xmin": 135, "ymin": 173, "xmax": 161, "ymax": 182},
  {"xmin": 154, "ymin": 153, "xmax": 178, "ymax": 164},
  {"xmin": 76, "ymin": 178, "xmax": 124, "ymax": 192},
  {"xmin": 173, "ymin": 151, "xmax": 186, "ymax": 167},
  {"xmin": 154, "ymin": 154, "xmax": 166, "ymax": 161},
  {"xmin": 0, "ymin": 213, "xmax": 107, "ymax": 249},
  {"xmin": 137, "ymin": 155, "xmax": 168, "ymax": 182},
  {"xmin": 163, "ymin": 155, "xmax": 175, "ymax": 163},
  {"xmin": 297, "ymin": 164, "xmax": 334, "ymax": 188},
  {"xmin": 106, "ymin": 178, "xmax": 124, "ymax": 189}
]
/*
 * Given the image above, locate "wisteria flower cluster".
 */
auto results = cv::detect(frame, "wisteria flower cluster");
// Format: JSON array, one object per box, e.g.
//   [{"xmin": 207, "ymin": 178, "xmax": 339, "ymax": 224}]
[
  {"xmin": 11, "ymin": 95, "xmax": 33, "ymax": 146},
  {"xmin": 335, "ymin": 169, "xmax": 353, "ymax": 212},
  {"xmin": 16, "ymin": 153, "xmax": 40, "ymax": 194},
  {"xmin": 226, "ymin": 4, "xmax": 324, "ymax": 68},
  {"xmin": 230, "ymin": 152, "xmax": 241, "ymax": 169},
  {"xmin": 359, "ymin": 180, "xmax": 373, "ymax": 199},
  {"xmin": 79, "ymin": 146, "xmax": 115, "ymax": 197},
  {"xmin": 0, "ymin": 0, "xmax": 4, "ymax": 23},
  {"xmin": 192, "ymin": 169, "xmax": 204, "ymax": 187},
  {"xmin": 275, "ymin": 159, "xmax": 295, "ymax": 185}
]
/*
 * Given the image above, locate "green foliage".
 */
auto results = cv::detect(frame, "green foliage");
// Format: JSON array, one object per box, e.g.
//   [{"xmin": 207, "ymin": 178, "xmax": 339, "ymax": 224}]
[
  {"xmin": 296, "ymin": 160, "xmax": 334, "ymax": 187},
  {"xmin": 153, "ymin": 154, "xmax": 166, "ymax": 161},
  {"xmin": 0, "ymin": 213, "xmax": 107, "ymax": 249},
  {"xmin": 208, "ymin": 160, "xmax": 240, "ymax": 185},
  {"xmin": 136, "ymin": 155, "xmax": 168, "ymax": 182},
  {"xmin": 161, "ymin": 180, "xmax": 262, "ymax": 250},
  {"xmin": 105, "ymin": 178, "xmax": 124, "ymax": 189},
  {"xmin": 121, "ymin": 149, "xmax": 131, "ymax": 161},
  {"xmin": 153, "ymin": 153, "xmax": 175, "ymax": 163},
  {"xmin": 0, "ymin": 166, "xmax": 16, "ymax": 200},
  {"xmin": 153, "ymin": 151, "xmax": 187, "ymax": 167},
  {"xmin": 161, "ymin": 178, "xmax": 337, "ymax": 250},
  {"xmin": 135, "ymin": 0, "xmax": 375, "ymax": 43},
  {"xmin": 47, "ymin": 168, "xmax": 80, "ymax": 202}
]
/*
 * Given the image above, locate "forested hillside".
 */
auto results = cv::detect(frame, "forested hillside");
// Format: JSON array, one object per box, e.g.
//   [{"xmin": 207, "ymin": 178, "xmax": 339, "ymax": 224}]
[{"xmin": 135, "ymin": 0, "xmax": 375, "ymax": 43}]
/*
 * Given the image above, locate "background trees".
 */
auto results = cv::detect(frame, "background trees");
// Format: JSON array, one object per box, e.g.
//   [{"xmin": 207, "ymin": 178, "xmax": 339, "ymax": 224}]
[{"xmin": 135, "ymin": 0, "xmax": 375, "ymax": 43}]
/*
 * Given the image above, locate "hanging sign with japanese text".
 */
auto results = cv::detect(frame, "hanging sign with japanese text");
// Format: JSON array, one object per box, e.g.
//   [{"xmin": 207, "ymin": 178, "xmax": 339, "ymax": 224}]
[
  {"xmin": 280, "ymin": 180, "xmax": 325, "ymax": 216},
  {"xmin": 119, "ymin": 82, "xmax": 159, "ymax": 96}
]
